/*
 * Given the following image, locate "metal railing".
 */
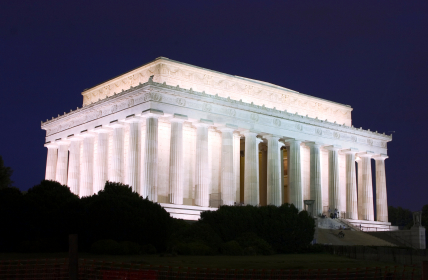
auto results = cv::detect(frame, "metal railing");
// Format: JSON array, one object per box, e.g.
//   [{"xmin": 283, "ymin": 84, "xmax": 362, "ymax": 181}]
[{"xmin": 0, "ymin": 258, "xmax": 420, "ymax": 280}]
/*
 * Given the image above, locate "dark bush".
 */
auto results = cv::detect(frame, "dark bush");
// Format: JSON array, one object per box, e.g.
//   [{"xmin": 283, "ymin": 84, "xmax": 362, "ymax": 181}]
[
  {"xmin": 199, "ymin": 204, "xmax": 315, "ymax": 253},
  {"xmin": 80, "ymin": 181, "xmax": 173, "ymax": 251},
  {"xmin": 120, "ymin": 241, "xmax": 141, "ymax": 255},
  {"xmin": 170, "ymin": 222, "xmax": 222, "ymax": 253},
  {"xmin": 236, "ymin": 232, "xmax": 274, "ymax": 255},
  {"xmin": 142, "ymin": 244, "xmax": 157, "ymax": 254},
  {"xmin": 91, "ymin": 239, "xmax": 122, "ymax": 255},
  {"xmin": 220, "ymin": 240, "xmax": 243, "ymax": 255},
  {"xmin": 174, "ymin": 242, "xmax": 213, "ymax": 255}
]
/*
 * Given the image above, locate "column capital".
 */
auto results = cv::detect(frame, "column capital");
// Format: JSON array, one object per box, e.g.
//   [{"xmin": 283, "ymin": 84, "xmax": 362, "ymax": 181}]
[
  {"xmin": 194, "ymin": 118, "xmax": 214, "ymax": 127},
  {"xmin": 67, "ymin": 134, "xmax": 83, "ymax": 141},
  {"xmin": 233, "ymin": 131, "xmax": 242, "ymax": 138},
  {"xmin": 372, "ymin": 153, "xmax": 388, "ymax": 160},
  {"xmin": 123, "ymin": 114, "xmax": 144, "ymax": 123},
  {"xmin": 305, "ymin": 141, "xmax": 324, "ymax": 148},
  {"xmin": 170, "ymin": 113, "xmax": 188, "ymax": 123},
  {"xmin": 356, "ymin": 151, "xmax": 375, "ymax": 158},
  {"xmin": 218, "ymin": 123, "xmax": 238, "ymax": 132},
  {"xmin": 263, "ymin": 134, "xmax": 281, "ymax": 141},
  {"xmin": 324, "ymin": 144, "xmax": 342, "ymax": 151},
  {"xmin": 342, "ymin": 148, "xmax": 359, "ymax": 154},
  {"xmin": 283, "ymin": 138, "xmax": 305, "ymax": 145},
  {"xmin": 44, "ymin": 141, "xmax": 58, "ymax": 148},
  {"xmin": 93, "ymin": 125, "xmax": 113, "ymax": 133},
  {"xmin": 107, "ymin": 119, "xmax": 125, "ymax": 128},
  {"xmin": 79, "ymin": 130, "xmax": 96, "ymax": 138},
  {"xmin": 141, "ymin": 108, "xmax": 164, "ymax": 118},
  {"xmin": 256, "ymin": 137, "xmax": 264, "ymax": 145},
  {"xmin": 242, "ymin": 129, "xmax": 260, "ymax": 137}
]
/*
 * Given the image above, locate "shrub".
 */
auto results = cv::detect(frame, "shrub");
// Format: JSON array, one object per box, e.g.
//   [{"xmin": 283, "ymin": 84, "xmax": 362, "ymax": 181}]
[
  {"xmin": 199, "ymin": 204, "xmax": 315, "ymax": 253},
  {"xmin": 174, "ymin": 242, "xmax": 213, "ymax": 255},
  {"xmin": 236, "ymin": 232, "xmax": 274, "ymax": 255},
  {"xmin": 220, "ymin": 240, "xmax": 243, "ymax": 255},
  {"xmin": 91, "ymin": 239, "xmax": 122, "ymax": 255},
  {"xmin": 142, "ymin": 244, "xmax": 157, "ymax": 254},
  {"xmin": 120, "ymin": 241, "xmax": 141, "ymax": 255}
]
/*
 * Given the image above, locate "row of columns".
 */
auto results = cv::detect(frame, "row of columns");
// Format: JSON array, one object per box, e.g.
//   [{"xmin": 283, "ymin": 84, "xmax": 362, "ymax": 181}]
[{"xmin": 45, "ymin": 118, "xmax": 388, "ymax": 222}]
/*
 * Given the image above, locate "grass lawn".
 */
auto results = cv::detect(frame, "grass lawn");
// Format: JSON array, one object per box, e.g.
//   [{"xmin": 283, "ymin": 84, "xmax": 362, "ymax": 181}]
[{"xmin": 0, "ymin": 252, "xmax": 399, "ymax": 270}]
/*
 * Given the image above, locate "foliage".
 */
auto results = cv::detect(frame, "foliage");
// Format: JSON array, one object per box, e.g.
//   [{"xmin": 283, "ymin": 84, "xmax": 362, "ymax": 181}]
[
  {"xmin": 174, "ymin": 242, "xmax": 213, "ymax": 255},
  {"xmin": 0, "ymin": 156, "xmax": 13, "ymax": 189},
  {"xmin": 91, "ymin": 239, "xmax": 122, "ymax": 255},
  {"xmin": 80, "ymin": 181, "xmax": 173, "ymax": 251},
  {"xmin": 0, "ymin": 180, "xmax": 174, "ymax": 253},
  {"xmin": 388, "ymin": 206, "xmax": 413, "ymax": 229},
  {"xmin": 220, "ymin": 240, "xmax": 243, "ymax": 255},
  {"xmin": 199, "ymin": 204, "xmax": 315, "ymax": 253},
  {"xmin": 236, "ymin": 232, "xmax": 274, "ymax": 255}
]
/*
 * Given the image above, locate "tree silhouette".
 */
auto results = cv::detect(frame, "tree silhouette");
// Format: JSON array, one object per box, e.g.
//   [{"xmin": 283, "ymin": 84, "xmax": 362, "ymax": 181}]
[{"xmin": 0, "ymin": 155, "xmax": 13, "ymax": 189}]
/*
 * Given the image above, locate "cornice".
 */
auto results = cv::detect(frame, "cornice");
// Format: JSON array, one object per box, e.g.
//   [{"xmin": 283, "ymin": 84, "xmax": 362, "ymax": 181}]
[{"xmin": 41, "ymin": 78, "xmax": 392, "ymax": 151}]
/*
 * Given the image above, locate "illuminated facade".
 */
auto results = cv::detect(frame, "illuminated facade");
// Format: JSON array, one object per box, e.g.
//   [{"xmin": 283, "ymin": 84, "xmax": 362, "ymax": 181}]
[{"xmin": 41, "ymin": 57, "xmax": 391, "ymax": 226}]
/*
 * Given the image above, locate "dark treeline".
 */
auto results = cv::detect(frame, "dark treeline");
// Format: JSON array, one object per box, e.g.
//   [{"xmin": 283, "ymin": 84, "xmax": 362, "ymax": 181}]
[
  {"xmin": 388, "ymin": 205, "xmax": 428, "ymax": 230},
  {"xmin": 0, "ymin": 180, "xmax": 316, "ymax": 255}
]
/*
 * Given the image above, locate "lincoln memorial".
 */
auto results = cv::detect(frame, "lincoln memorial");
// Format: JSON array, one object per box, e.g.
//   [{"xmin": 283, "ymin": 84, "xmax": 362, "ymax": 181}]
[{"xmin": 41, "ymin": 57, "xmax": 391, "ymax": 228}]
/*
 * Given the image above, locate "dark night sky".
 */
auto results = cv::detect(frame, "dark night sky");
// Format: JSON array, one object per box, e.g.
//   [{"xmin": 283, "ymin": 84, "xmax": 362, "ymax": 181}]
[{"xmin": 1, "ymin": 1, "xmax": 427, "ymax": 211}]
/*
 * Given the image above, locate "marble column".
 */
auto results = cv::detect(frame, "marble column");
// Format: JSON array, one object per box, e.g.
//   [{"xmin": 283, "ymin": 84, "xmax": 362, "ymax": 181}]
[
  {"xmin": 326, "ymin": 145, "xmax": 341, "ymax": 214},
  {"xmin": 265, "ymin": 135, "xmax": 283, "ymax": 206},
  {"xmin": 55, "ymin": 142, "xmax": 70, "ymax": 185},
  {"xmin": 110, "ymin": 124, "xmax": 124, "ymax": 183},
  {"xmin": 45, "ymin": 143, "xmax": 58, "ymax": 181},
  {"xmin": 93, "ymin": 128, "xmax": 110, "ymax": 194},
  {"xmin": 357, "ymin": 152, "xmax": 374, "ymax": 221},
  {"xmin": 194, "ymin": 119, "xmax": 212, "ymax": 207},
  {"xmin": 141, "ymin": 109, "xmax": 163, "ymax": 202},
  {"xmin": 219, "ymin": 124, "xmax": 237, "ymax": 206},
  {"xmin": 233, "ymin": 132, "xmax": 241, "ymax": 204},
  {"xmin": 374, "ymin": 154, "xmax": 388, "ymax": 222},
  {"xmin": 356, "ymin": 156, "xmax": 363, "ymax": 220},
  {"xmin": 289, "ymin": 140, "xmax": 303, "ymax": 211},
  {"xmin": 67, "ymin": 137, "xmax": 81, "ymax": 196},
  {"xmin": 243, "ymin": 131, "xmax": 262, "ymax": 205},
  {"xmin": 344, "ymin": 149, "xmax": 358, "ymax": 220},
  {"xmin": 125, "ymin": 118, "xmax": 141, "ymax": 193},
  {"xmin": 169, "ymin": 114, "xmax": 187, "ymax": 205},
  {"xmin": 81, "ymin": 133, "xmax": 95, "ymax": 197},
  {"xmin": 306, "ymin": 142, "xmax": 323, "ymax": 216}
]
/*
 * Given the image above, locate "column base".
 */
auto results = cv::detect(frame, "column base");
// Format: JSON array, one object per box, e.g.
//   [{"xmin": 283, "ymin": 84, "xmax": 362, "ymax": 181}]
[{"xmin": 159, "ymin": 203, "xmax": 218, "ymax": 221}]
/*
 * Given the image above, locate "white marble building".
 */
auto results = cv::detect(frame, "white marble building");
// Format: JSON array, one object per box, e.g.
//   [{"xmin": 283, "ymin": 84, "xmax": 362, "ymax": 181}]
[{"xmin": 41, "ymin": 57, "xmax": 391, "ymax": 225}]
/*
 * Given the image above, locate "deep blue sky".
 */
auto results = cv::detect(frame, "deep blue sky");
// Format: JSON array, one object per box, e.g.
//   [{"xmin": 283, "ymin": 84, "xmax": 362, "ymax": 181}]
[{"xmin": 1, "ymin": 1, "xmax": 427, "ymax": 211}]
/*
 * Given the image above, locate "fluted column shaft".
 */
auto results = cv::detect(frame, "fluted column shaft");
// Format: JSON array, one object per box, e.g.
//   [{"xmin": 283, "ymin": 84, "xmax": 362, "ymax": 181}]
[
  {"xmin": 67, "ymin": 139, "xmax": 81, "ymax": 195},
  {"xmin": 143, "ymin": 116, "xmax": 159, "ymax": 201},
  {"xmin": 359, "ymin": 153, "xmax": 374, "ymax": 221},
  {"xmin": 307, "ymin": 142, "xmax": 323, "ymax": 216},
  {"xmin": 55, "ymin": 143, "xmax": 69, "ymax": 185},
  {"xmin": 289, "ymin": 140, "xmax": 303, "ymax": 211},
  {"xmin": 244, "ymin": 132, "xmax": 261, "ymax": 205},
  {"xmin": 169, "ymin": 118, "xmax": 185, "ymax": 204},
  {"xmin": 265, "ymin": 135, "xmax": 282, "ymax": 206},
  {"xmin": 110, "ymin": 126, "xmax": 124, "ymax": 183},
  {"xmin": 356, "ymin": 157, "xmax": 363, "ymax": 219},
  {"xmin": 126, "ymin": 121, "xmax": 141, "ymax": 193},
  {"xmin": 374, "ymin": 155, "xmax": 388, "ymax": 222},
  {"xmin": 328, "ymin": 147, "xmax": 341, "ymax": 212},
  {"xmin": 45, "ymin": 145, "xmax": 58, "ymax": 181},
  {"xmin": 233, "ymin": 132, "xmax": 241, "ymax": 204},
  {"xmin": 94, "ymin": 131, "xmax": 109, "ymax": 194},
  {"xmin": 345, "ymin": 151, "xmax": 358, "ymax": 220},
  {"xmin": 220, "ymin": 126, "xmax": 236, "ymax": 205},
  {"xmin": 81, "ymin": 134, "xmax": 95, "ymax": 197},
  {"xmin": 195, "ymin": 123, "xmax": 210, "ymax": 207}
]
